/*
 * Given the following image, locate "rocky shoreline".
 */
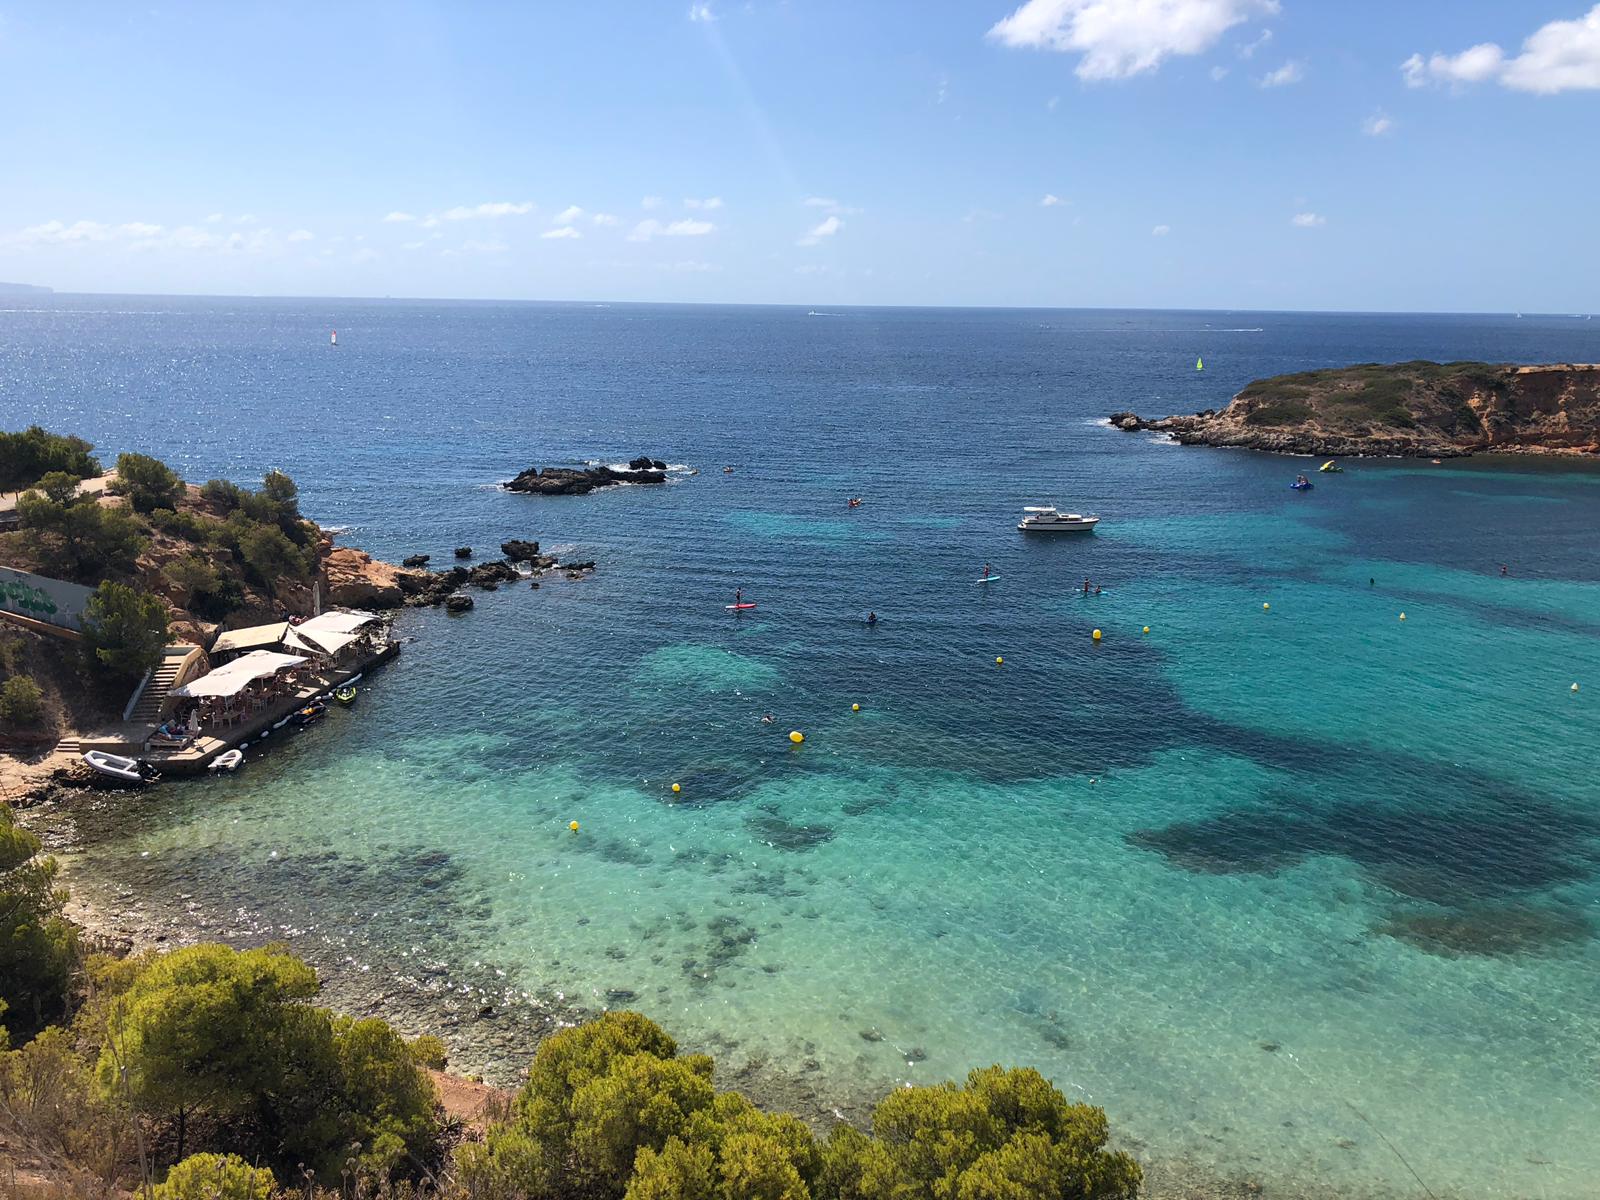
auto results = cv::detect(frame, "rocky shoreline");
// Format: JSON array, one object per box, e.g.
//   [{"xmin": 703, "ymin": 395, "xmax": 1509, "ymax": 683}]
[
  {"xmin": 324, "ymin": 538, "xmax": 595, "ymax": 611},
  {"xmin": 505, "ymin": 455, "xmax": 671, "ymax": 496},
  {"xmin": 1111, "ymin": 361, "xmax": 1600, "ymax": 459}
]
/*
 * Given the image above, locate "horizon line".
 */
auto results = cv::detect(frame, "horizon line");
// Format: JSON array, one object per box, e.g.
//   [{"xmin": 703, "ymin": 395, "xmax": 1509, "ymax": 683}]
[{"xmin": 1, "ymin": 288, "xmax": 1587, "ymax": 320}]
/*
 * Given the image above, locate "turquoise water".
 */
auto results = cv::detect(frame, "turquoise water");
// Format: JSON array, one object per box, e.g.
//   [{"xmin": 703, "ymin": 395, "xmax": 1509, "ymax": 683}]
[{"xmin": 6, "ymin": 300, "xmax": 1600, "ymax": 1198}]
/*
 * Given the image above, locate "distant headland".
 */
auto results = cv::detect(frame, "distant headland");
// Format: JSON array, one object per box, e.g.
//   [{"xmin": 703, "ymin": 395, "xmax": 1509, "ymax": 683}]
[
  {"xmin": 1113, "ymin": 361, "xmax": 1600, "ymax": 458},
  {"xmin": 0, "ymin": 280, "xmax": 53, "ymax": 296}
]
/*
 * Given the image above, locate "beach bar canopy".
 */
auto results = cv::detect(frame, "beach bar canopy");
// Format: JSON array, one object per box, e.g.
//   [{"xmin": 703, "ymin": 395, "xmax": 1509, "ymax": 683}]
[
  {"xmin": 211, "ymin": 622, "xmax": 291, "ymax": 656},
  {"xmin": 284, "ymin": 626, "xmax": 362, "ymax": 656},
  {"xmin": 298, "ymin": 611, "xmax": 379, "ymax": 638},
  {"xmin": 172, "ymin": 650, "xmax": 308, "ymax": 698}
]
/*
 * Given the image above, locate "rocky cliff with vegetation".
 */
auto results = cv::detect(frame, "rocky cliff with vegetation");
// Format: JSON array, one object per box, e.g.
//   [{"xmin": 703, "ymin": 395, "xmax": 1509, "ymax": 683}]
[
  {"xmin": 1112, "ymin": 361, "xmax": 1600, "ymax": 457},
  {"xmin": 0, "ymin": 429, "xmax": 453, "ymax": 746}
]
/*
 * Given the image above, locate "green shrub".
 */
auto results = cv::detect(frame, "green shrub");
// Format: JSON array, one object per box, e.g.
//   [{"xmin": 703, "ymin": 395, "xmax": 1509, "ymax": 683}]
[
  {"xmin": 0, "ymin": 674, "xmax": 45, "ymax": 726},
  {"xmin": 409, "ymin": 1033, "xmax": 449, "ymax": 1070},
  {"xmin": 0, "ymin": 804, "xmax": 78, "ymax": 1039},
  {"xmin": 81, "ymin": 582, "xmax": 169, "ymax": 683},
  {"xmin": 16, "ymin": 473, "xmax": 147, "ymax": 579},
  {"xmin": 153, "ymin": 1153, "xmax": 277, "ymax": 1200},
  {"xmin": 235, "ymin": 521, "xmax": 312, "ymax": 590},
  {"xmin": 149, "ymin": 506, "xmax": 212, "ymax": 542},
  {"xmin": 113, "ymin": 452, "xmax": 183, "ymax": 513},
  {"xmin": 0, "ymin": 426, "xmax": 100, "ymax": 494},
  {"xmin": 163, "ymin": 554, "xmax": 221, "ymax": 603},
  {"xmin": 200, "ymin": 478, "xmax": 244, "ymax": 512},
  {"xmin": 96, "ymin": 943, "xmax": 440, "ymax": 1177},
  {"xmin": 832, "ymin": 1065, "xmax": 1142, "ymax": 1200},
  {"xmin": 0, "ymin": 1023, "xmax": 133, "ymax": 1181},
  {"xmin": 1243, "ymin": 401, "xmax": 1313, "ymax": 426}
]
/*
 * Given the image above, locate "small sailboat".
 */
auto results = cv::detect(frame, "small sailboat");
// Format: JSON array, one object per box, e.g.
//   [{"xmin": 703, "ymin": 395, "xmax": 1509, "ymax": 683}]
[
  {"xmin": 1195, "ymin": 356, "xmax": 1204, "ymax": 371},
  {"xmin": 330, "ymin": 329, "xmax": 338, "ymax": 346}
]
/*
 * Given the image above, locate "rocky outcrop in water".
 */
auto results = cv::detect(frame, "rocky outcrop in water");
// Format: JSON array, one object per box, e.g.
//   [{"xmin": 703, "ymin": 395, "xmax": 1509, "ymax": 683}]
[
  {"xmin": 501, "ymin": 539, "xmax": 540, "ymax": 562},
  {"xmin": 1112, "ymin": 362, "xmax": 1600, "ymax": 457},
  {"xmin": 505, "ymin": 459, "xmax": 669, "ymax": 495}
]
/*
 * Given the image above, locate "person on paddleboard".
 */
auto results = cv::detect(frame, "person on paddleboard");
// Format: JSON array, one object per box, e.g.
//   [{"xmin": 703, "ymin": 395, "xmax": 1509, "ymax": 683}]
[
  {"xmin": 982, "ymin": 563, "xmax": 991, "ymax": 580},
  {"xmin": 735, "ymin": 588, "xmax": 743, "ymax": 605}
]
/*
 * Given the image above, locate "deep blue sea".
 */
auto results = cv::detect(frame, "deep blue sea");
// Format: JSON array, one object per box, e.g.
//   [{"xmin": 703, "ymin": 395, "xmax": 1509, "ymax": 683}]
[{"xmin": 4, "ymin": 298, "xmax": 1599, "ymax": 1199}]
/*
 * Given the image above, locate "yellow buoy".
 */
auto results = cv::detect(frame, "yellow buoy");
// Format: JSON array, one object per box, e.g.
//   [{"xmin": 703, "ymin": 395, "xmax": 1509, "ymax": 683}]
[
  {"xmin": 1092, "ymin": 628, "xmax": 1102, "ymax": 641},
  {"xmin": 851, "ymin": 703, "xmax": 860, "ymax": 712},
  {"xmin": 568, "ymin": 820, "xmax": 580, "ymax": 832},
  {"xmin": 1263, "ymin": 602, "xmax": 1270, "ymax": 611},
  {"xmin": 671, "ymin": 782, "xmax": 681, "ymax": 793},
  {"xmin": 1142, "ymin": 625, "xmax": 1150, "ymax": 634},
  {"xmin": 789, "ymin": 730, "xmax": 804, "ymax": 744},
  {"xmin": 995, "ymin": 656, "xmax": 1004, "ymax": 665}
]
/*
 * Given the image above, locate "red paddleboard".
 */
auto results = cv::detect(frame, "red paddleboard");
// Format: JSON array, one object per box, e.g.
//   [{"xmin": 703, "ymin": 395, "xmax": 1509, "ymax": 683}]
[{"xmin": 726, "ymin": 603, "xmax": 758, "ymax": 610}]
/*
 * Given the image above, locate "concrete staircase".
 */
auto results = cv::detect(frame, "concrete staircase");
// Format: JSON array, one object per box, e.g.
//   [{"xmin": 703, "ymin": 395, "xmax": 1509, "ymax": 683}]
[{"xmin": 128, "ymin": 646, "xmax": 195, "ymax": 724}]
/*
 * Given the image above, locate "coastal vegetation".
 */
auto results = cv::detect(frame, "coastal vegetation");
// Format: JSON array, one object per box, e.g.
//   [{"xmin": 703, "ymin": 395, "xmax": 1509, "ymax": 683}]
[
  {"xmin": 0, "ymin": 831, "xmax": 1142, "ymax": 1200},
  {"xmin": 0, "ymin": 427, "xmax": 99, "ymax": 496}
]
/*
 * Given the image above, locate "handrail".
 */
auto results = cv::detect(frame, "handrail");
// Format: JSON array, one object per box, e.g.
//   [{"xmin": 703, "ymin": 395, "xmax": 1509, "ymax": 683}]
[{"xmin": 122, "ymin": 667, "xmax": 154, "ymax": 721}]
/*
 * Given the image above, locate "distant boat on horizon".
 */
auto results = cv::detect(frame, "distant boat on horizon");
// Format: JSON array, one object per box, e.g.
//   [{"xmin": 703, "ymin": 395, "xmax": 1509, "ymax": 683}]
[
  {"xmin": 1196, "ymin": 356, "xmax": 1204, "ymax": 371},
  {"xmin": 330, "ymin": 329, "xmax": 338, "ymax": 346}
]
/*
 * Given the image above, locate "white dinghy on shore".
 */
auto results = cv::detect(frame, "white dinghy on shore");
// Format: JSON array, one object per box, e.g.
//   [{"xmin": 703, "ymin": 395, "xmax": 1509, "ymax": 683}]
[{"xmin": 82, "ymin": 751, "xmax": 160, "ymax": 785}]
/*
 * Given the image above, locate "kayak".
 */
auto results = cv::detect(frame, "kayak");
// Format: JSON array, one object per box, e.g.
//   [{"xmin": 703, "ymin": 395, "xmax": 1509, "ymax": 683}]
[{"xmin": 726, "ymin": 603, "xmax": 758, "ymax": 610}]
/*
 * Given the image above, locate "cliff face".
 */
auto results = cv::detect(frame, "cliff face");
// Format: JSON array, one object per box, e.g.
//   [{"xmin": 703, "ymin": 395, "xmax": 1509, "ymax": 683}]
[{"xmin": 1114, "ymin": 362, "xmax": 1600, "ymax": 457}]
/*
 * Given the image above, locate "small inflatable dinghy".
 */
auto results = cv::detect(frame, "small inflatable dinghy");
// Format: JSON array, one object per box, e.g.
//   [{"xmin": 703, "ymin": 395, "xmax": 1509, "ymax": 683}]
[
  {"xmin": 208, "ymin": 749, "xmax": 244, "ymax": 772},
  {"xmin": 83, "ymin": 751, "xmax": 159, "ymax": 785}
]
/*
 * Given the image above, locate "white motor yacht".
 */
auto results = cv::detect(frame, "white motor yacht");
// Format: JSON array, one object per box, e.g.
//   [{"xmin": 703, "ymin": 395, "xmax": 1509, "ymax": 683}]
[{"xmin": 1017, "ymin": 506, "xmax": 1099, "ymax": 533}]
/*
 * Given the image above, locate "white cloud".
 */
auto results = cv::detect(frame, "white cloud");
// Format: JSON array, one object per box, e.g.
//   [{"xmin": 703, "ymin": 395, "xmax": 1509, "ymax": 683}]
[
  {"xmin": 553, "ymin": 205, "xmax": 586, "ymax": 225},
  {"xmin": 15, "ymin": 219, "xmax": 114, "ymax": 244},
  {"xmin": 987, "ymin": 0, "xmax": 1279, "ymax": 81},
  {"xmin": 204, "ymin": 212, "xmax": 224, "ymax": 224},
  {"xmin": 1291, "ymin": 211, "xmax": 1326, "ymax": 227},
  {"xmin": 794, "ymin": 264, "xmax": 832, "ymax": 276},
  {"xmin": 641, "ymin": 195, "xmax": 664, "ymax": 210},
  {"xmin": 684, "ymin": 196, "xmax": 724, "ymax": 210},
  {"xmin": 1151, "ymin": 224, "xmax": 1171, "ymax": 236},
  {"xmin": 541, "ymin": 226, "xmax": 582, "ymax": 240},
  {"xmin": 1210, "ymin": 64, "xmax": 1229, "ymax": 80},
  {"xmin": 659, "ymin": 260, "xmax": 719, "ymax": 272},
  {"xmin": 688, "ymin": 2, "xmax": 714, "ymax": 21},
  {"xmin": 1402, "ymin": 44, "xmax": 1502, "ymax": 88},
  {"xmin": 233, "ymin": 214, "xmax": 258, "ymax": 225},
  {"xmin": 797, "ymin": 215, "xmax": 843, "ymax": 246},
  {"xmin": 1258, "ymin": 59, "xmax": 1304, "ymax": 87},
  {"xmin": 287, "ymin": 229, "xmax": 315, "ymax": 242},
  {"xmin": 1404, "ymin": 7, "xmax": 1600, "ymax": 94},
  {"xmin": 1502, "ymin": 5, "xmax": 1600, "ymax": 92},
  {"xmin": 440, "ymin": 201, "xmax": 534, "ymax": 220},
  {"xmin": 1040, "ymin": 194, "xmax": 1064, "ymax": 207},
  {"xmin": 627, "ymin": 218, "xmax": 716, "ymax": 242},
  {"xmin": 1238, "ymin": 27, "xmax": 1271, "ymax": 57},
  {"xmin": 592, "ymin": 212, "xmax": 620, "ymax": 226},
  {"xmin": 383, "ymin": 211, "xmax": 416, "ymax": 223},
  {"xmin": 937, "ymin": 72, "xmax": 949, "ymax": 103},
  {"xmin": 1361, "ymin": 111, "xmax": 1394, "ymax": 136},
  {"xmin": 118, "ymin": 222, "xmax": 163, "ymax": 239},
  {"xmin": 401, "ymin": 240, "xmax": 426, "ymax": 251}
]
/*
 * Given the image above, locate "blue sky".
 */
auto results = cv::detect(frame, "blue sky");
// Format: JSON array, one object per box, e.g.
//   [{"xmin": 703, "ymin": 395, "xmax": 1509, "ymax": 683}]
[{"xmin": 1, "ymin": 1, "xmax": 1597, "ymax": 310}]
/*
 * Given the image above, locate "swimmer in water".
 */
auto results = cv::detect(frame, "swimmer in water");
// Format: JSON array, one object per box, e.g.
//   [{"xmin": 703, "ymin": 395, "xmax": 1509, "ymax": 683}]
[
  {"xmin": 760, "ymin": 714, "xmax": 774, "ymax": 724},
  {"xmin": 866, "ymin": 611, "xmax": 877, "ymax": 625}
]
